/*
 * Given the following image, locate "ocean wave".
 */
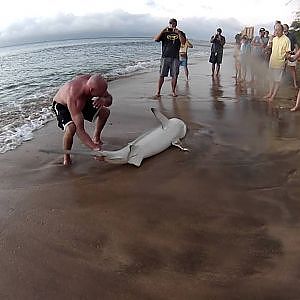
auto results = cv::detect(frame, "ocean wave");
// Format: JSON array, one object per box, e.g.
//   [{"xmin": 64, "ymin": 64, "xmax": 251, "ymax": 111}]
[{"xmin": 0, "ymin": 108, "xmax": 54, "ymax": 154}]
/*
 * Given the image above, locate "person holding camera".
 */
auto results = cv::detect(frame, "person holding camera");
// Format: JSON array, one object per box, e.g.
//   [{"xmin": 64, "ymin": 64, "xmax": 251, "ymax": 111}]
[
  {"xmin": 154, "ymin": 18, "xmax": 186, "ymax": 97},
  {"xmin": 209, "ymin": 28, "xmax": 226, "ymax": 77}
]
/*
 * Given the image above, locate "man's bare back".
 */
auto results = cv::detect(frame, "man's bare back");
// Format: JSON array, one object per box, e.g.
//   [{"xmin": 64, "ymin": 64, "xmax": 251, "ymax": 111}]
[{"xmin": 53, "ymin": 75, "xmax": 92, "ymax": 108}]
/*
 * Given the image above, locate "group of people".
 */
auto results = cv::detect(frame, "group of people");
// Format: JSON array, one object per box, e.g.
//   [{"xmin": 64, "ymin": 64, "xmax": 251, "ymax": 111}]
[
  {"xmin": 233, "ymin": 21, "xmax": 299, "ymax": 107},
  {"xmin": 51, "ymin": 18, "xmax": 299, "ymax": 166}
]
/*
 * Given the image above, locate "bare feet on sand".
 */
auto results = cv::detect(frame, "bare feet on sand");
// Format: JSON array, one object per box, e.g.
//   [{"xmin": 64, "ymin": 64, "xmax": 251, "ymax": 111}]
[
  {"xmin": 172, "ymin": 92, "xmax": 178, "ymax": 97},
  {"xmin": 263, "ymin": 94, "xmax": 271, "ymax": 100},
  {"xmin": 290, "ymin": 106, "xmax": 300, "ymax": 112}
]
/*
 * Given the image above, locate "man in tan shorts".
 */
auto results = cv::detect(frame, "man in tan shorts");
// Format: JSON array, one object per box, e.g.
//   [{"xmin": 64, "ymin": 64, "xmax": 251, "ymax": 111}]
[{"xmin": 264, "ymin": 24, "xmax": 290, "ymax": 101}]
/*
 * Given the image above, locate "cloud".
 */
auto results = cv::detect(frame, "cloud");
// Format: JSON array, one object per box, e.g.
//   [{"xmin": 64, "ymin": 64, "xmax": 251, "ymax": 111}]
[{"xmin": 0, "ymin": 10, "xmax": 264, "ymax": 46}]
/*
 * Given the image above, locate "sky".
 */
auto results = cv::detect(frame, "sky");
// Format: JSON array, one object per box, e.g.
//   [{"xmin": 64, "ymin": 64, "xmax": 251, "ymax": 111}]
[{"xmin": 0, "ymin": 0, "xmax": 298, "ymax": 46}]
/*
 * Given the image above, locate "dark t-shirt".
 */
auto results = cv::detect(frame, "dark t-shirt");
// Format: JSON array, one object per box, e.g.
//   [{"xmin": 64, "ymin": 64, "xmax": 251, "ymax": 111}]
[
  {"xmin": 158, "ymin": 30, "xmax": 183, "ymax": 59},
  {"xmin": 210, "ymin": 34, "xmax": 226, "ymax": 53},
  {"xmin": 286, "ymin": 31, "xmax": 298, "ymax": 51}
]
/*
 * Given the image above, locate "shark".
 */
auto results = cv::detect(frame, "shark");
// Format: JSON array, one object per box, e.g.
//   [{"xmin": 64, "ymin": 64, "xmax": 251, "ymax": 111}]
[
  {"xmin": 98, "ymin": 108, "xmax": 188, "ymax": 167},
  {"xmin": 40, "ymin": 108, "xmax": 188, "ymax": 167}
]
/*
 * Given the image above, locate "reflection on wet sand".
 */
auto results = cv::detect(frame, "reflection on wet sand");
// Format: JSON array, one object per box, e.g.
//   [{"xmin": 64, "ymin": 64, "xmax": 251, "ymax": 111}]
[{"xmin": 210, "ymin": 76, "xmax": 225, "ymax": 119}]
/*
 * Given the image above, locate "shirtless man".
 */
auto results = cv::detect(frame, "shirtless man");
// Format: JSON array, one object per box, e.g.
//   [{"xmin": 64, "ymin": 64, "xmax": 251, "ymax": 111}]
[{"xmin": 52, "ymin": 74, "xmax": 112, "ymax": 165}]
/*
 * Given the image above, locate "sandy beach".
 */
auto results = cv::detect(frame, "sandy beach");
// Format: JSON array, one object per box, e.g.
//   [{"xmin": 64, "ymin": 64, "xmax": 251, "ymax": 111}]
[{"xmin": 1, "ymin": 51, "xmax": 300, "ymax": 299}]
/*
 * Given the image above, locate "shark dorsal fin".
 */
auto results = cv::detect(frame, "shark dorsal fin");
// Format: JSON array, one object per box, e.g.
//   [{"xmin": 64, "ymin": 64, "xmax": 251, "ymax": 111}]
[{"xmin": 151, "ymin": 108, "xmax": 169, "ymax": 129}]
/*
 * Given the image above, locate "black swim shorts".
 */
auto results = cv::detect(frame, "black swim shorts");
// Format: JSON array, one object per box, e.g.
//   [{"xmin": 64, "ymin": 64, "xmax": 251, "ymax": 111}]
[
  {"xmin": 209, "ymin": 51, "xmax": 223, "ymax": 65},
  {"xmin": 52, "ymin": 100, "xmax": 100, "ymax": 130}
]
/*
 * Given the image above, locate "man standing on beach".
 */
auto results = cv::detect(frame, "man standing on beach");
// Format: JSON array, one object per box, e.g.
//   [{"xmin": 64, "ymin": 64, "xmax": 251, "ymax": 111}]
[
  {"xmin": 52, "ymin": 74, "xmax": 112, "ymax": 165},
  {"xmin": 154, "ymin": 18, "xmax": 186, "ymax": 97},
  {"xmin": 209, "ymin": 28, "xmax": 226, "ymax": 77},
  {"xmin": 263, "ymin": 24, "xmax": 290, "ymax": 102}
]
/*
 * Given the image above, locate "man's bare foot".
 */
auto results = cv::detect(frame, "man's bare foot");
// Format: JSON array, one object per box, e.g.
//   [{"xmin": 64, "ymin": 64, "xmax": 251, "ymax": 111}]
[
  {"xmin": 172, "ymin": 92, "xmax": 178, "ymax": 97},
  {"xmin": 290, "ymin": 106, "xmax": 300, "ymax": 112},
  {"xmin": 63, "ymin": 156, "xmax": 72, "ymax": 166},
  {"xmin": 154, "ymin": 93, "xmax": 161, "ymax": 99},
  {"xmin": 268, "ymin": 96, "xmax": 275, "ymax": 102},
  {"xmin": 263, "ymin": 94, "xmax": 271, "ymax": 99}
]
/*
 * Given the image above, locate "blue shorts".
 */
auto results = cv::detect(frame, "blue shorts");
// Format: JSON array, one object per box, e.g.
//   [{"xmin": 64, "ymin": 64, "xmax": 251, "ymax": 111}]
[
  {"xmin": 159, "ymin": 57, "xmax": 180, "ymax": 77},
  {"xmin": 179, "ymin": 57, "xmax": 188, "ymax": 67}
]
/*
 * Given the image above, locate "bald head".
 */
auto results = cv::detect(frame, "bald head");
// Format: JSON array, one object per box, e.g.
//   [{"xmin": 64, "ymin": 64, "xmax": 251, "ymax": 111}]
[{"xmin": 87, "ymin": 74, "xmax": 107, "ymax": 96}]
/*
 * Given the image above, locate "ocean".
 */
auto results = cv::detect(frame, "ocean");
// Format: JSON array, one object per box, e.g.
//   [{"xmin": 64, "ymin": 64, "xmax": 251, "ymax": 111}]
[{"xmin": 0, "ymin": 37, "xmax": 210, "ymax": 153}]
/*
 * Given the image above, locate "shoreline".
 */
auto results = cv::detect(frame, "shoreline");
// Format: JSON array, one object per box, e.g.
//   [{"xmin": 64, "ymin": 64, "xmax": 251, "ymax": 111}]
[{"xmin": 1, "ymin": 51, "xmax": 300, "ymax": 299}]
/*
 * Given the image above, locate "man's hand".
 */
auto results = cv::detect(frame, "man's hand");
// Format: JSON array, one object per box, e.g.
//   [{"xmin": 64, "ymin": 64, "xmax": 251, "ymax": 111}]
[
  {"xmin": 92, "ymin": 97, "xmax": 106, "ymax": 109},
  {"xmin": 92, "ymin": 148, "xmax": 105, "ymax": 161}
]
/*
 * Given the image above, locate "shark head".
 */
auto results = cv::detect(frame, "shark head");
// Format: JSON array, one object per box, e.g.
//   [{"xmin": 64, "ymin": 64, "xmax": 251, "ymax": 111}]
[{"xmin": 169, "ymin": 118, "xmax": 187, "ymax": 139}]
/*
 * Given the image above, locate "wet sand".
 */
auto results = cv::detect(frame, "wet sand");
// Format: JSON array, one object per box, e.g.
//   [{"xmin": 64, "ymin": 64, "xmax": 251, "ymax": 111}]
[{"xmin": 1, "ymin": 52, "xmax": 300, "ymax": 299}]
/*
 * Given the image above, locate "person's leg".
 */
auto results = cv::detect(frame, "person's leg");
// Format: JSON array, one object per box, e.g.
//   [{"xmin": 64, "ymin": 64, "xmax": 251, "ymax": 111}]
[
  {"xmin": 216, "ymin": 64, "xmax": 221, "ymax": 76},
  {"xmin": 289, "ymin": 66, "xmax": 298, "ymax": 88},
  {"xmin": 268, "ymin": 69, "xmax": 283, "ymax": 101},
  {"xmin": 93, "ymin": 107, "xmax": 110, "ymax": 145},
  {"xmin": 171, "ymin": 75, "xmax": 178, "ymax": 97},
  {"xmin": 264, "ymin": 68, "xmax": 275, "ymax": 99},
  {"xmin": 211, "ymin": 63, "xmax": 215, "ymax": 76},
  {"xmin": 63, "ymin": 122, "xmax": 76, "ymax": 166},
  {"xmin": 237, "ymin": 61, "xmax": 242, "ymax": 82},
  {"xmin": 290, "ymin": 89, "xmax": 300, "ymax": 111},
  {"xmin": 215, "ymin": 52, "xmax": 222, "ymax": 76},
  {"xmin": 269, "ymin": 81, "xmax": 280, "ymax": 101},
  {"xmin": 170, "ymin": 58, "xmax": 179, "ymax": 96},
  {"xmin": 156, "ymin": 76, "xmax": 164, "ymax": 97},
  {"xmin": 156, "ymin": 58, "xmax": 169, "ymax": 97},
  {"xmin": 241, "ymin": 61, "xmax": 247, "ymax": 82},
  {"xmin": 264, "ymin": 81, "xmax": 274, "ymax": 98},
  {"xmin": 184, "ymin": 66, "xmax": 189, "ymax": 81}
]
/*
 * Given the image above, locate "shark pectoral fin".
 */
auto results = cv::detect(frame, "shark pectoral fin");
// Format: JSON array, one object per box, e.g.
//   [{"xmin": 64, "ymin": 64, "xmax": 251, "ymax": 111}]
[
  {"xmin": 127, "ymin": 145, "xmax": 144, "ymax": 167},
  {"xmin": 151, "ymin": 108, "xmax": 169, "ymax": 129},
  {"xmin": 128, "ymin": 154, "xmax": 144, "ymax": 167},
  {"xmin": 172, "ymin": 140, "xmax": 189, "ymax": 151}
]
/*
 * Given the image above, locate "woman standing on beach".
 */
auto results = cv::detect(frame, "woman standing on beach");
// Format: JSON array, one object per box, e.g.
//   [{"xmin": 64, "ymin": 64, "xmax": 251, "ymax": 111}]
[
  {"xmin": 179, "ymin": 38, "xmax": 193, "ymax": 81},
  {"xmin": 233, "ymin": 33, "xmax": 241, "ymax": 83},
  {"xmin": 240, "ymin": 35, "xmax": 251, "ymax": 82}
]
